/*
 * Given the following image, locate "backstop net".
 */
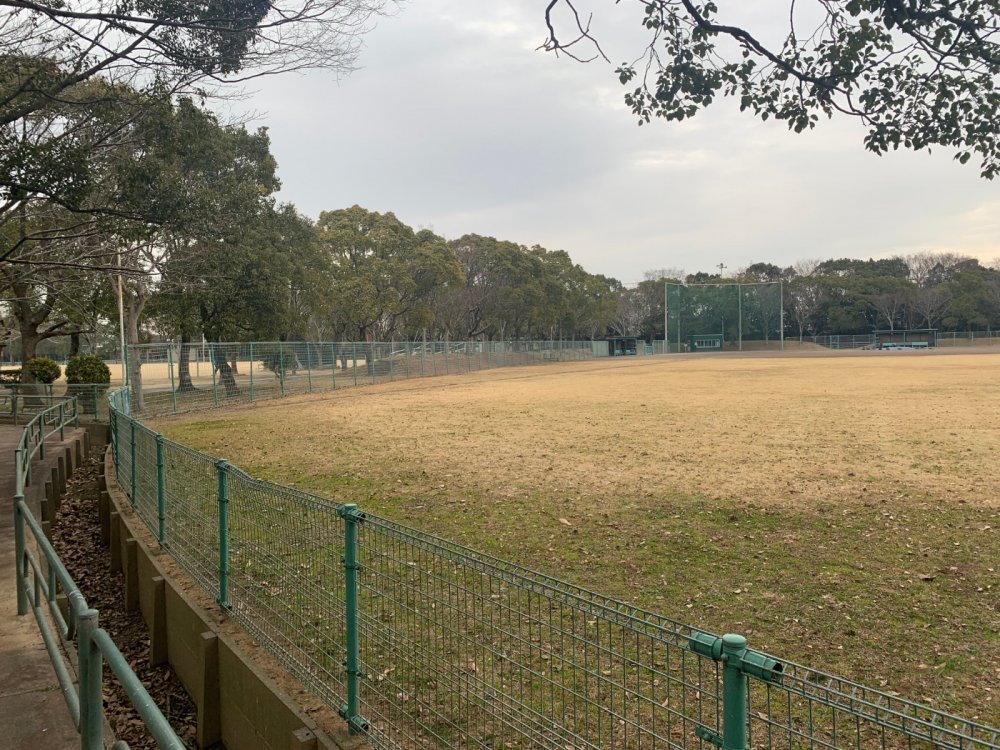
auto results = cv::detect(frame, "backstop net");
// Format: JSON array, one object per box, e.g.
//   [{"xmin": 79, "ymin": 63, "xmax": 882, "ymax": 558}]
[{"xmin": 665, "ymin": 282, "xmax": 784, "ymax": 353}]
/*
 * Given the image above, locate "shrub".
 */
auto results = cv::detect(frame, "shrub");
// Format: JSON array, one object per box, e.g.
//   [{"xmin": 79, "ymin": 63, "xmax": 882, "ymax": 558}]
[
  {"xmin": 0, "ymin": 368, "xmax": 21, "ymax": 385},
  {"xmin": 25, "ymin": 357, "xmax": 61, "ymax": 384},
  {"xmin": 65, "ymin": 355, "xmax": 111, "ymax": 385}
]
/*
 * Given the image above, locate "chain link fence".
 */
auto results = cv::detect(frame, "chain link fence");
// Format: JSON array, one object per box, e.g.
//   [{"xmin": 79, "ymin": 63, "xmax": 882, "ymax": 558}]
[
  {"xmin": 105, "ymin": 384, "xmax": 999, "ymax": 750},
  {"xmin": 124, "ymin": 340, "xmax": 602, "ymax": 416}
]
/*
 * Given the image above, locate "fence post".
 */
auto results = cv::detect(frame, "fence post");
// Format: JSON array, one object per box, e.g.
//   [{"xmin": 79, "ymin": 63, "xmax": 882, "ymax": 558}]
[
  {"xmin": 13, "ymin": 490, "xmax": 27, "ymax": 615},
  {"xmin": 331, "ymin": 343, "xmax": 337, "ymax": 390},
  {"xmin": 156, "ymin": 434, "xmax": 166, "ymax": 545},
  {"xmin": 721, "ymin": 634, "xmax": 749, "ymax": 750},
  {"xmin": 168, "ymin": 344, "xmax": 177, "ymax": 415},
  {"xmin": 306, "ymin": 344, "xmax": 313, "ymax": 392},
  {"xmin": 369, "ymin": 341, "xmax": 376, "ymax": 384},
  {"xmin": 58, "ymin": 402, "xmax": 65, "ymax": 440},
  {"xmin": 216, "ymin": 459, "xmax": 230, "ymax": 608},
  {"xmin": 249, "ymin": 342, "xmax": 255, "ymax": 403},
  {"xmin": 337, "ymin": 504, "xmax": 368, "ymax": 734},
  {"xmin": 352, "ymin": 342, "xmax": 358, "ymax": 387},
  {"xmin": 210, "ymin": 343, "xmax": 220, "ymax": 407},
  {"xmin": 278, "ymin": 342, "xmax": 286, "ymax": 397},
  {"xmin": 129, "ymin": 420, "xmax": 137, "ymax": 507},
  {"xmin": 690, "ymin": 632, "xmax": 782, "ymax": 750},
  {"xmin": 78, "ymin": 608, "xmax": 104, "ymax": 749}
]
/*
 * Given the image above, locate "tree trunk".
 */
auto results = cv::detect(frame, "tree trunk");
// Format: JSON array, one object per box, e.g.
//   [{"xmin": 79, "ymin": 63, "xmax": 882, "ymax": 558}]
[
  {"xmin": 212, "ymin": 345, "xmax": 240, "ymax": 397},
  {"xmin": 177, "ymin": 333, "xmax": 196, "ymax": 392},
  {"xmin": 125, "ymin": 296, "xmax": 145, "ymax": 413},
  {"xmin": 69, "ymin": 332, "xmax": 81, "ymax": 357},
  {"xmin": 18, "ymin": 330, "xmax": 40, "ymax": 383}
]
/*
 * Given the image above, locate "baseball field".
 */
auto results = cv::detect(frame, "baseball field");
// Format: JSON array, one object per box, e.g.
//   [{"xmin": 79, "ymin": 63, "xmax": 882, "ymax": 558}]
[{"xmin": 155, "ymin": 349, "xmax": 999, "ymax": 724}]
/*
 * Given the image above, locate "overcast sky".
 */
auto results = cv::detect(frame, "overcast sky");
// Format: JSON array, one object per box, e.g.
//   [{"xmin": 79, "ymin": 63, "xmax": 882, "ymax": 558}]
[{"xmin": 240, "ymin": 1, "xmax": 1000, "ymax": 284}]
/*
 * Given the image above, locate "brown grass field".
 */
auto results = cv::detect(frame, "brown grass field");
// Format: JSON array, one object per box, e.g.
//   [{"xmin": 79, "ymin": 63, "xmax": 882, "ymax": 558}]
[{"xmin": 156, "ymin": 349, "xmax": 1000, "ymax": 725}]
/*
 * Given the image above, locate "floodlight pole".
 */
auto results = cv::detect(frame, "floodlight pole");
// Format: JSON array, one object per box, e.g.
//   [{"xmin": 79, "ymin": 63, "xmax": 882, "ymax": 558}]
[
  {"xmin": 780, "ymin": 280, "xmax": 785, "ymax": 351},
  {"xmin": 737, "ymin": 283, "xmax": 743, "ymax": 352},
  {"xmin": 663, "ymin": 282, "xmax": 668, "ymax": 354}
]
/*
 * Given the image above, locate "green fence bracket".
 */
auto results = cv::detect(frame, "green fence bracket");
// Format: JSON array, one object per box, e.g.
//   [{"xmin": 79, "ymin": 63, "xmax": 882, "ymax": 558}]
[
  {"xmin": 337, "ymin": 503, "xmax": 369, "ymax": 735},
  {"xmin": 155, "ymin": 434, "xmax": 166, "ymax": 545},
  {"xmin": 216, "ymin": 459, "xmax": 230, "ymax": 608},
  {"xmin": 689, "ymin": 632, "xmax": 783, "ymax": 750}
]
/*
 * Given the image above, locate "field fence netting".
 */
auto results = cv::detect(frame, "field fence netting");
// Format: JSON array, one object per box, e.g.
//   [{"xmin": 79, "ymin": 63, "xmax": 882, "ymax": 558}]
[
  {"xmin": 105, "ymin": 378, "xmax": 999, "ymax": 750},
  {"xmin": 126, "ymin": 340, "xmax": 599, "ymax": 417}
]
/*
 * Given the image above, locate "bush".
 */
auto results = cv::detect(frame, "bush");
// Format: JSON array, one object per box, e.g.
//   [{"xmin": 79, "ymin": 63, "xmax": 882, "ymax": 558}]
[
  {"xmin": 25, "ymin": 357, "xmax": 61, "ymax": 384},
  {"xmin": 0, "ymin": 368, "xmax": 21, "ymax": 385},
  {"xmin": 65, "ymin": 355, "xmax": 111, "ymax": 385}
]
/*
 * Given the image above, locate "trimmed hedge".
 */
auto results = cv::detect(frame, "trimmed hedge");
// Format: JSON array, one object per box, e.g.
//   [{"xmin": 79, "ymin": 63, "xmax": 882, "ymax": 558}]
[{"xmin": 65, "ymin": 355, "xmax": 111, "ymax": 385}]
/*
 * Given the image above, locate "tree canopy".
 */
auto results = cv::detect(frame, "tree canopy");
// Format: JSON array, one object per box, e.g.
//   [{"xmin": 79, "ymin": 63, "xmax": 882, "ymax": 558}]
[{"xmin": 543, "ymin": 1, "xmax": 1000, "ymax": 177}]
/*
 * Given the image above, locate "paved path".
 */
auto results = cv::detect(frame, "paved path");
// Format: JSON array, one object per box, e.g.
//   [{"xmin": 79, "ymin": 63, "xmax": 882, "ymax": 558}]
[{"xmin": 0, "ymin": 424, "xmax": 84, "ymax": 749}]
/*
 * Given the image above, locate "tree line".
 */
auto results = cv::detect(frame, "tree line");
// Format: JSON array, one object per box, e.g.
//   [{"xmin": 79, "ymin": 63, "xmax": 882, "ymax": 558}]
[
  {"xmin": 619, "ymin": 256, "xmax": 1000, "ymax": 344},
  {"xmin": 3, "ymin": 2, "xmax": 1000, "ymax": 388}
]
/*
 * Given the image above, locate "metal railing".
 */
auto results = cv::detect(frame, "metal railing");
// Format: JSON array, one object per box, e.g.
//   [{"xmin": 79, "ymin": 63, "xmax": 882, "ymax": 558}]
[
  {"xmin": 11, "ymin": 395, "xmax": 184, "ymax": 749},
  {"xmin": 2, "ymin": 383, "xmax": 110, "ymax": 422},
  {"xmin": 106, "ymin": 387, "xmax": 1000, "ymax": 750}
]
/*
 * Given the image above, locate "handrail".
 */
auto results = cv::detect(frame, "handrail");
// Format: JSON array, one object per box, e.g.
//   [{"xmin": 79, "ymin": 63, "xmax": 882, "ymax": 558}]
[{"xmin": 11, "ymin": 395, "xmax": 184, "ymax": 749}]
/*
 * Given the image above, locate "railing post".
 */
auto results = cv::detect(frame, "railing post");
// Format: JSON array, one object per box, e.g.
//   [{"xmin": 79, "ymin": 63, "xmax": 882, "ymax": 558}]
[
  {"xmin": 156, "ymin": 434, "xmax": 166, "ymax": 545},
  {"xmin": 129, "ymin": 420, "xmax": 137, "ymax": 508},
  {"xmin": 337, "ymin": 504, "xmax": 368, "ymax": 734},
  {"xmin": 78, "ymin": 608, "xmax": 104, "ymax": 749},
  {"xmin": 331, "ymin": 343, "xmax": 337, "ymax": 390},
  {"xmin": 13, "ymin": 490, "xmax": 27, "ymax": 615},
  {"xmin": 216, "ymin": 459, "xmax": 230, "ymax": 608},
  {"xmin": 352, "ymin": 342, "xmax": 358, "ymax": 387},
  {"xmin": 58, "ymin": 403, "xmax": 64, "ymax": 440}
]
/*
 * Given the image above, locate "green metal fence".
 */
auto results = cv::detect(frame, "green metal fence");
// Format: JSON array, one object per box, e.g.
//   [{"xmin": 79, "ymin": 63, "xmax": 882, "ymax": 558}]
[
  {"xmin": 106, "ymin": 387, "xmax": 999, "ymax": 750},
  {"xmin": 11, "ymin": 395, "xmax": 184, "ymax": 749},
  {"xmin": 125, "ymin": 340, "xmax": 599, "ymax": 416}
]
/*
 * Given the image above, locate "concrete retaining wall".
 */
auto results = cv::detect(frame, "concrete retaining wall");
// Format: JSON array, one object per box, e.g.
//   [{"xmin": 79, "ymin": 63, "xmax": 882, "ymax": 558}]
[{"xmin": 100, "ymin": 450, "xmax": 361, "ymax": 750}]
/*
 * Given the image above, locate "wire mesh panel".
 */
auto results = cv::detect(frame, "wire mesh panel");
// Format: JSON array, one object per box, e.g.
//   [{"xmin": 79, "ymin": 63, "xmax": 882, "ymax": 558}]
[
  {"xmin": 132, "ymin": 423, "xmax": 160, "ymax": 533},
  {"xmin": 353, "ymin": 513, "xmax": 723, "ymax": 750},
  {"xmin": 749, "ymin": 664, "xmax": 1000, "ymax": 750},
  {"xmin": 224, "ymin": 469, "xmax": 348, "ymax": 710},
  {"xmin": 159, "ymin": 441, "xmax": 221, "ymax": 595}
]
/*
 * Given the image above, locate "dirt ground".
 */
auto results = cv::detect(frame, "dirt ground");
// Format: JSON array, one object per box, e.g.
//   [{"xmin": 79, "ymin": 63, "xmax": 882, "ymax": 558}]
[{"xmin": 157, "ymin": 349, "xmax": 1000, "ymax": 724}]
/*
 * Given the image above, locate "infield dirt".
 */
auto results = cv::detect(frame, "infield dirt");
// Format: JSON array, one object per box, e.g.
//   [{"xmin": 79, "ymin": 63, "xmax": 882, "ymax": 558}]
[{"xmin": 157, "ymin": 349, "xmax": 1000, "ymax": 723}]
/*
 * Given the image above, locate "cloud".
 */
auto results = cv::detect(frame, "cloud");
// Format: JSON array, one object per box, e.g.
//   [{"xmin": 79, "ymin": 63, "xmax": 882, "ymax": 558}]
[{"xmin": 237, "ymin": 1, "xmax": 1000, "ymax": 280}]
